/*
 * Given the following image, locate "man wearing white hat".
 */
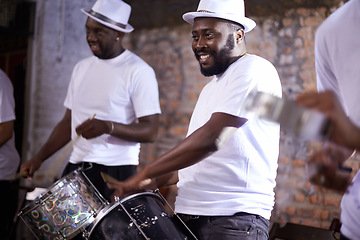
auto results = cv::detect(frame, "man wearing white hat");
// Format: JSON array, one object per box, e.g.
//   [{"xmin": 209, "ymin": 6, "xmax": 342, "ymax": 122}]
[
  {"xmin": 109, "ymin": 0, "xmax": 281, "ymax": 239},
  {"xmin": 20, "ymin": 0, "xmax": 161, "ymax": 201}
]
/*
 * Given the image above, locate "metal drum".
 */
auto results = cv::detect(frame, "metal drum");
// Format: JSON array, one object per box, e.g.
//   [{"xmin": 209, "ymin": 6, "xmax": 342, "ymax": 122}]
[
  {"xmin": 85, "ymin": 190, "xmax": 196, "ymax": 240},
  {"xmin": 19, "ymin": 168, "xmax": 107, "ymax": 240}
]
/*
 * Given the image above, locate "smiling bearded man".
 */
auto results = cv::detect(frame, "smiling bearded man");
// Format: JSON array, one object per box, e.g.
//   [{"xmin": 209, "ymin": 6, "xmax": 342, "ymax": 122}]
[
  {"xmin": 20, "ymin": 0, "xmax": 161, "ymax": 205},
  {"xmin": 108, "ymin": 0, "xmax": 282, "ymax": 239}
]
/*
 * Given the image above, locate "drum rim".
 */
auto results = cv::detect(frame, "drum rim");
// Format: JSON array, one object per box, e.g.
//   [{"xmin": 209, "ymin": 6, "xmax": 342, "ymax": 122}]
[
  {"xmin": 19, "ymin": 168, "xmax": 85, "ymax": 213},
  {"xmin": 65, "ymin": 214, "xmax": 98, "ymax": 239},
  {"xmin": 86, "ymin": 191, "xmax": 163, "ymax": 237},
  {"xmin": 120, "ymin": 190, "xmax": 162, "ymax": 204},
  {"xmin": 18, "ymin": 168, "xmax": 107, "ymax": 239}
]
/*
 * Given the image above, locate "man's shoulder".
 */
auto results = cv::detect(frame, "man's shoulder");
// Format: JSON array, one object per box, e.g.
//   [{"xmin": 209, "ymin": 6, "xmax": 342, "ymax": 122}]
[
  {"xmin": 234, "ymin": 54, "xmax": 277, "ymax": 73},
  {"xmin": 244, "ymin": 54, "xmax": 273, "ymax": 64},
  {"xmin": 123, "ymin": 50, "xmax": 152, "ymax": 67},
  {"xmin": 233, "ymin": 54, "xmax": 281, "ymax": 90},
  {"xmin": 318, "ymin": 0, "xmax": 360, "ymax": 32}
]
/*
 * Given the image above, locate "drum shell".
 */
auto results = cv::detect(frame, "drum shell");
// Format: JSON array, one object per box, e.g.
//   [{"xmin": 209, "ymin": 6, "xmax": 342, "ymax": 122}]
[
  {"xmin": 19, "ymin": 169, "xmax": 107, "ymax": 240},
  {"xmin": 87, "ymin": 192, "xmax": 191, "ymax": 240}
]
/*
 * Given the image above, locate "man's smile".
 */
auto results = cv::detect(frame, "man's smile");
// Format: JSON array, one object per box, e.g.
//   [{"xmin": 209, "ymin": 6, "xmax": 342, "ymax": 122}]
[
  {"xmin": 89, "ymin": 43, "xmax": 100, "ymax": 52},
  {"xmin": 197, "ymin": 52, "xmax": 212, "ymax": 65}
]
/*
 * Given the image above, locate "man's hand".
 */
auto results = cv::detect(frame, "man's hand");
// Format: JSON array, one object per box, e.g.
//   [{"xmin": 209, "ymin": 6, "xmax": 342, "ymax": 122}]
[
  {"xmin": 19, "ymin": 158, "xmax": 43, "ymax": 180},
  {"xmin": 76, "ymin": 117, "xmax": 111, "ymax": 139},
  {"xmin": 107, "ymin": 171, "xmax": 156, "ymax": 201},
  {"xmin": 296, "ymin": 91, "xmax": 360, "ymax": 148},
  {"xmin": 307, "ymin": 142, "xmax": 353, "ymax": 192}
]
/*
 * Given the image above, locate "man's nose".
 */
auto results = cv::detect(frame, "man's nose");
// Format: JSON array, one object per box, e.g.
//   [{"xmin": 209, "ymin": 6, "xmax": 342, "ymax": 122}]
[
  {"xmin": 195, "ymin": 36, "xmax": 207, "ymax": 49},
  {"xmin": 87, "ymin": 31, "xmax": 97, "ymax": 41}
]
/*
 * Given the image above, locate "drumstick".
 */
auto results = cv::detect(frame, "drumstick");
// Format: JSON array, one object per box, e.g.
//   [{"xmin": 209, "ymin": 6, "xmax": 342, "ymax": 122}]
[
  {"xmin": 12, "ymin": 114, "xmax": 96, "ymax": 182},
  {"xmin": 46, "ymin": 114, "xmax": 96, "ymax": 180},
  {"xmin": 11, "ymin": 171, "xmax": 26, "ymax": 181},
  {"xmin": 10, "ymin": 136, "xmax": 81, "ymax": 182},
  {"xmin": 101, "ymin": 172, "xmax": 121, "ymax": 184},
  {"xmin": 45, "ymin": 135, "xmax": 80, "ymax": 180}
]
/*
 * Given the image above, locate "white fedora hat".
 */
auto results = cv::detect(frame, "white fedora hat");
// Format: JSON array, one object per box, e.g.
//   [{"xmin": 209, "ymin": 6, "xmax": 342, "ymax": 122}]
[
  {"xmin": 81, "ymin": 0, "xmax": 134, "ymax": 33},
  {"xmin": 183, "ymin": 0, "xmax": 256, "ymax": 33}
]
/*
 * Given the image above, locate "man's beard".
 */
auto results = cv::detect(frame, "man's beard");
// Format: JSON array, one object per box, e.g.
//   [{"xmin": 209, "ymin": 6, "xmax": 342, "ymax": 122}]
[{"xmin": 198, "ymin": 34, "xmax": 235, "ymax": 77}]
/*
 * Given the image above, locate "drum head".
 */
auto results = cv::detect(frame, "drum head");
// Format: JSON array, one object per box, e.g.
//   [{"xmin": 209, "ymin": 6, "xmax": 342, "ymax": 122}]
[
  {"xmin": 87, "ymin": 192, "xmax": 191, "ymax": 240},
  {"xmin": 19, "ymin": 168, "xmax": 107, "ymax": 240}
]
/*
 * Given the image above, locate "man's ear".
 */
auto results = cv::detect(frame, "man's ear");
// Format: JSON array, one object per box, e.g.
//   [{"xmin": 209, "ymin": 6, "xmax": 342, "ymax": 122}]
[
  {"xmin": 116, "ymin": 31, "xmax": 125, "ymax": 40},
  {"xmin": 235, "ymin": 29, "xmax": 245, "ymax": 44}
]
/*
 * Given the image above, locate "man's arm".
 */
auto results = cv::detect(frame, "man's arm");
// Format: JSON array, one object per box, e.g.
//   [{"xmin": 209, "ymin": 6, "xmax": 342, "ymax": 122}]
[
  {"xmin": 108, "ymin": 112, "xmax": 247, "ymax": 196},
  {"xmin": 108, "ymin": 114, "xmax": 160, "ymax": 142},
  {"xmin": 0, "ymin": 120, "xmax": 14, "ymax": 147},
  {"xmin": 75, "ymin": 114, "xmax": 160, "ymax": 143},
  {"xmin": 20, "ymin": 109, "xmax": 72, "ymax": 177}
]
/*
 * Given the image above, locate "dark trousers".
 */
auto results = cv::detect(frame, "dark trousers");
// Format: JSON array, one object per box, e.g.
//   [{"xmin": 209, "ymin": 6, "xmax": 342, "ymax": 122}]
[
  {"xmin": 178, "ymin": 212, "xmax": 269, "ymax": 240},
  {"xmin": 340, "ymin": 233, "xmax": 352, "ymax": 240},
  {"xmin": 0, "ymin": 180, "xmax": 18, "ymax": 239},
  {"xmin": 62, "ymin": 162, "xmax": 137, "ymax": 201}
]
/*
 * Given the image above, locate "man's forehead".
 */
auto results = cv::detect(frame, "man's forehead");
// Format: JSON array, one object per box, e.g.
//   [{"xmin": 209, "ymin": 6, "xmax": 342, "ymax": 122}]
[{"xmin": 86, "ymin": 17, "xmax": 101, "ymax": 26}]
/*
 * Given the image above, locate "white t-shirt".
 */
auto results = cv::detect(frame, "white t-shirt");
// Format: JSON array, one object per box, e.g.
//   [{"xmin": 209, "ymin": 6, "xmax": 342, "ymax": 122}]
[
  {"xmin": 64, "ymin": 50, "xmax": 161, "ymax": 166},
  {"xmin": 316, "ymin": 0, "xmax": 360, "ymax": 126},
  {"xmin": 175, "ymin": 54, "xmax": 282, "ymax": 220},
  {"xmin": 315, "ymin": 0, "xmax": 360, "ymax": 238},
  {"xmin": 0, "ymin": 69, "xmax": 20, "ymax": 180}
]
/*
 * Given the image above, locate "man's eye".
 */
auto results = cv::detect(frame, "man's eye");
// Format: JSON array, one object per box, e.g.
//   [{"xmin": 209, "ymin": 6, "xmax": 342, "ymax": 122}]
[
  {"xmin": 192, "ymin": 35, "xmax": 199, "ymax": 40},
  {"xmin": 206, "ymin": 33, "xmax": 214, "ymax": 39},
  {"xmin": 96, "ymin": 31, "xmax": 105, "ymax": 36}
]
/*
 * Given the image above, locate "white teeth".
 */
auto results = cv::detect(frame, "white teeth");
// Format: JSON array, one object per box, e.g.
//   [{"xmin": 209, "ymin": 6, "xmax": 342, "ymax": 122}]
[{"xmin": 200, "ymin": 55, "xmax": 210, "ymax": 59}]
